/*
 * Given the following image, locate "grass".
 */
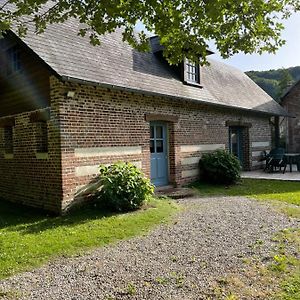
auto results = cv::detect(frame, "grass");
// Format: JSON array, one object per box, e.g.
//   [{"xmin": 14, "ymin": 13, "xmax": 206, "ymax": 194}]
[
  {"xmin": 204, "ymin": 228, "xmax": 300, "ymax": 299},
  {"xmin": 192, "ymin": 178, "xmax": 300, "ymax": 206},
  {"xmin": 0, "ymin": 197, "xmax": 179, "ymax": 279},
  {"xmin": 273, "ymin": 228, "xmax": 300, "ymax": 300},
  {"xmin": 280, "ymin": 272, "xmax": 300, "ymax": 299},
  {"xmin": 193, "ymin": 178, "xmax": 300, "ymax": 299},
  {"xmin": 192, "ymin": 178, "xmax": 300, "ymax": 218},
  {"xmin": 2, "ymin": 178, "xmax": 299, "ymax": 298}
]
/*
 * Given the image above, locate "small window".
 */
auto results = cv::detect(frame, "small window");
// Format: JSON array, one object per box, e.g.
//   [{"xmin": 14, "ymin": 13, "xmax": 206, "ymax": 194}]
[
  {"xmin": 156, "ymin": 140, "xmax": 163, "ymax": 153},
  {"xmin": 156, "ymin": 126, "xmax": 163, "ymax": 138},
  {"xmin": 6, "ymin": 46, "xmax": 21, "ymax": 76},
  {"xmin": 184, "ymin": 59, "xmax": 200, "ymax": 85},
  {"xmin": 4, "ymin": 126, "xmax": 13, "ymax": 154},
  {"xmin": 150, "ymin": 140, "xmax": 154, "ymax": 153},
  {"xmin": 36, "ymin": 122, "xmax": 48, "ymax": 153}
]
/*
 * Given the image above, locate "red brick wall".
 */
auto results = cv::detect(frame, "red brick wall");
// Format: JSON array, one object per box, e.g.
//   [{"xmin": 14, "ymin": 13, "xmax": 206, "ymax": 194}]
[
  {"xmin": 0, "ymin": 79, "xmax": 63, "ymax": 212},
  {"xmin": 282, "ymin": 82, "xmax": 300, "ymax": 152},
  {"xmin": 0, "ymin": 76, "xmax": 272, "ymax": 213},
  {"xmin": 50, "ymin": 77, "xmax": 272, "ymax": 210}
]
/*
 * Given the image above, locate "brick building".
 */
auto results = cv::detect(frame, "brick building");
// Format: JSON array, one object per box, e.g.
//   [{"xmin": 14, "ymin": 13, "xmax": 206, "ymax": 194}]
[
  {"xmin": 0, "ymin": 20, "xmax": 287, "ymax": 213},
  {"xmin": 281, "ymin": 80, "xmax": 300, "ymax": 152}
]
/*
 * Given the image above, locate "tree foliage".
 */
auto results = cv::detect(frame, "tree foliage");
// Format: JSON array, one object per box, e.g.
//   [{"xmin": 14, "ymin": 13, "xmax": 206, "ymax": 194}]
[
  {"xmin": 0, "ymin": 0, "xmax": 300, "ymax": 64},
  {"xmin": 246, "ymin": 66, "xmax": 300, "ymax": 101},
  {"xmin": 277, "ymin": 68, "xmax": 294, "ymax": 98},
  {"xmin": 248, "ymin": 75, "xmax": 280, "ymax": 99}
]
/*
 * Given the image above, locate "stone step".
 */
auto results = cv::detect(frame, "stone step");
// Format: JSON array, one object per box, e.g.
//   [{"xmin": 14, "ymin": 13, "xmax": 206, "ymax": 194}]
[{"xmin": 155, "ymin": 187, "xmax": 196, "ymax": 199}]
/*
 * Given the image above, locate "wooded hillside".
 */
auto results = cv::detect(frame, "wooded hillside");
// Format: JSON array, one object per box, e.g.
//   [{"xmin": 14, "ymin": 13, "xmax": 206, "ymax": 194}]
[{"xmin": 246, "ymin": 66, "xmax": 300, "ymax": 101}]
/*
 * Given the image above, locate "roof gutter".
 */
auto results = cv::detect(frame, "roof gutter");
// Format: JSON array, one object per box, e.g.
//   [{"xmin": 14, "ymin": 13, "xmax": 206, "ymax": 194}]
[{"xmin": 60, "ymin": 75, "xmax": 291, "ymax": 118}]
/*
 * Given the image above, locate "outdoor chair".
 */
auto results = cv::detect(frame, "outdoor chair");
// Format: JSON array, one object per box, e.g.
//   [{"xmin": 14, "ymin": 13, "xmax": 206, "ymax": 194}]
[{"xmin": 263, "ymin": 148, "xmax": 287, "ymax": 173}]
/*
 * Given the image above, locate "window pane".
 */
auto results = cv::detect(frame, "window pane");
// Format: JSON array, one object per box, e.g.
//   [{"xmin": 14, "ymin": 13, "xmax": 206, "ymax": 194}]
[
  {"xmin": 150, "ymin": 126, "xmax": 154, "ymax": 138},
  {"xmin": 6, "ymin": 46, "xmax": 21, "ymax": 75},
  {"xmin": 156, "ymin": 140, "xmax": 163, "ymax": 153},
  {"xmin": 186, "ymin": 60, "xmax": 199, "ymax": 83},
  {"xmin": 156, "ymin": 126, "xmax": 163, "ymax": 138},
  {"xmin": 230, "ymin": 133, "xmax": 238, "ymax": 157},
  {"xmin": 150, "ymin": 140, "xmax": 154, "ymax": 153}
]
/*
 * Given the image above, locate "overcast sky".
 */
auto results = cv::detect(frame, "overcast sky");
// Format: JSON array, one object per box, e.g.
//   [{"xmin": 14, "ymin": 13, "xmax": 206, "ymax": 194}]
[{"xmin": 209, "ymin": 12, "xmax": 300, "ymax": 72}]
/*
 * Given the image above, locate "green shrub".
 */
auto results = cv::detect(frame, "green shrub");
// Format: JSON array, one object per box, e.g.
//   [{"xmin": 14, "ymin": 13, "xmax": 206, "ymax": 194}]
[
  {"xmin": 199, "ymin": 149, "xmax": 241, "ymax": 184},
  {"xmin": 97, "ymin": 162, "xmax": 154, "ymax": 212}
]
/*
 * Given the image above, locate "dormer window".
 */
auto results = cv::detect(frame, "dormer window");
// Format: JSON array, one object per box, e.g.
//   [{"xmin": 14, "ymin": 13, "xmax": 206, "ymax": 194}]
[
  {"xmin": 183, "ymin": 59, "xmax": 201, "ymax": 86},
  {"xmin": 6, "ymin": 46, "xmax": 21, "ymax": 76},
  {"xmin": 187, "ymin": 60, "xmax": 199, "ymax": 82}
]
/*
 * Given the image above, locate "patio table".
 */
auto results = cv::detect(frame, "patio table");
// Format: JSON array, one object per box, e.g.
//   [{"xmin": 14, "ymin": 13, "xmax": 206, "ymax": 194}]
[{"xmin": 284, "ymin": 153, "xmax": 300, "ymax": 172}]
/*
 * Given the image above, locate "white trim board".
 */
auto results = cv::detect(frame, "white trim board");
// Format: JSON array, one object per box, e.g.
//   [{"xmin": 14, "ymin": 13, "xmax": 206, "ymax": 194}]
[
  {"xmin": 75, "ymin": 161, "xmax": 142, "ymax": 177},
  {"xmin": 74, "ymin": 146, "xmax": 142, "ymax": 158},
  {"xmin": 180, "ymin": 144, "xmax": 225, "ymax": 153},
  {"xmin": 252, "ymin": 151, "xmax": 263, "ymax": 157},
  {"xmin": 251, "ymin": 142, "xmax": 270, "ymax": 148},
  {"xmin": 181, "ymin": 156, "xmax": 201, "ymax": 166},
  {"xmin": 181, "ymin": 169, "xmax": 199, "ymax": 178}
]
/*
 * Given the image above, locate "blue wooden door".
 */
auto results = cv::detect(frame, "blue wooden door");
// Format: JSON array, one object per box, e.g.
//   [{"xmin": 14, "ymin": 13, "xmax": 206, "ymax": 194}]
[
  {"xmin": 229, "ymin": 127, "xmax": 243, "ymax": 165},
  {"xmin": 150, "ymin": 122, "xmax": 168, "ymax": 186}
]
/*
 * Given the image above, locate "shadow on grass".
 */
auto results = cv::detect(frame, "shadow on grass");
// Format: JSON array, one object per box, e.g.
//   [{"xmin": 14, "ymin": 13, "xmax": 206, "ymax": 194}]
[{"xmin": 0, "ymin": 198, "xmax": 116, "ymax": 234}]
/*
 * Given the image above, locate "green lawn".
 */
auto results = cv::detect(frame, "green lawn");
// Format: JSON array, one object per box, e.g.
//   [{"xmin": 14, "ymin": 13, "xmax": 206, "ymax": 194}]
[
  {"xmin": 193, "ymin": 178, "xmax": 300, "ymax": 206},
  {"xmin": 0, "ymin": 198, "xmax": 178, "ymax": 279},
  {"xmin": 193, "ymin": 178, "xmax": 300, "ymax": 219}
]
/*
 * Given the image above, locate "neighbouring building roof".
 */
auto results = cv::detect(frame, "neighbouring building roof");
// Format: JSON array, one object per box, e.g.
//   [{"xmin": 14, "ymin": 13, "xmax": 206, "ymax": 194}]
[{"xmin": 9, "ymin": 18, "xmax": 288, "ymax": 116}]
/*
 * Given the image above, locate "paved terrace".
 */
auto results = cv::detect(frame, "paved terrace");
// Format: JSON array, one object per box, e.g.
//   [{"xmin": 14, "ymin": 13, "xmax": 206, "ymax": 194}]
[{"xmin": 242, "ymin": 165, "xmax": 300, "ymax": 181}]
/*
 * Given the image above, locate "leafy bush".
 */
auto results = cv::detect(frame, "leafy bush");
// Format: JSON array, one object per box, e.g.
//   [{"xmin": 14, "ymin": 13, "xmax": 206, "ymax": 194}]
[
  {"xmin": 97, "ymin": 162, "xmax": 154, "ymax": 212},
  {"xmin": 199, "ymin": 149, "xmax": 241, "ymax": 184}
]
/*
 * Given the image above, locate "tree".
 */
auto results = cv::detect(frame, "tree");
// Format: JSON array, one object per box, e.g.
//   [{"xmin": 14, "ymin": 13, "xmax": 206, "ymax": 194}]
[
  {"xmin": 0, "ymin": 0, "xmax": 300, "ymax": 64},
  {"xmin": 276, "ymin": 68, "xmax": 294, "ymax": 99}
]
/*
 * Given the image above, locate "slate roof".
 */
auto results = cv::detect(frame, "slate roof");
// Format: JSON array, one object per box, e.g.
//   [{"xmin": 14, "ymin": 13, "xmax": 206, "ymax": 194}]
[{"xmin": 11, "ymin": 18, "xmax": 287, "ymax": 116}]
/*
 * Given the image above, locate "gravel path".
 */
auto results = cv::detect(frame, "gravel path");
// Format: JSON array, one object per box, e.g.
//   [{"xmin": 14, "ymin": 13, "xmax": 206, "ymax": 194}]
[{"xmin": 0, "ymin": 196, "xmax": 299, "ymax": 300}]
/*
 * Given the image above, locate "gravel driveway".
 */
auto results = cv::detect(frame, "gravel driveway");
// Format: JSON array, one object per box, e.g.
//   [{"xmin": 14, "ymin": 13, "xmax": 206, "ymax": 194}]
[{"xmin": 0, "ymin": 196, "xmax": 299, "ymax": 300}]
